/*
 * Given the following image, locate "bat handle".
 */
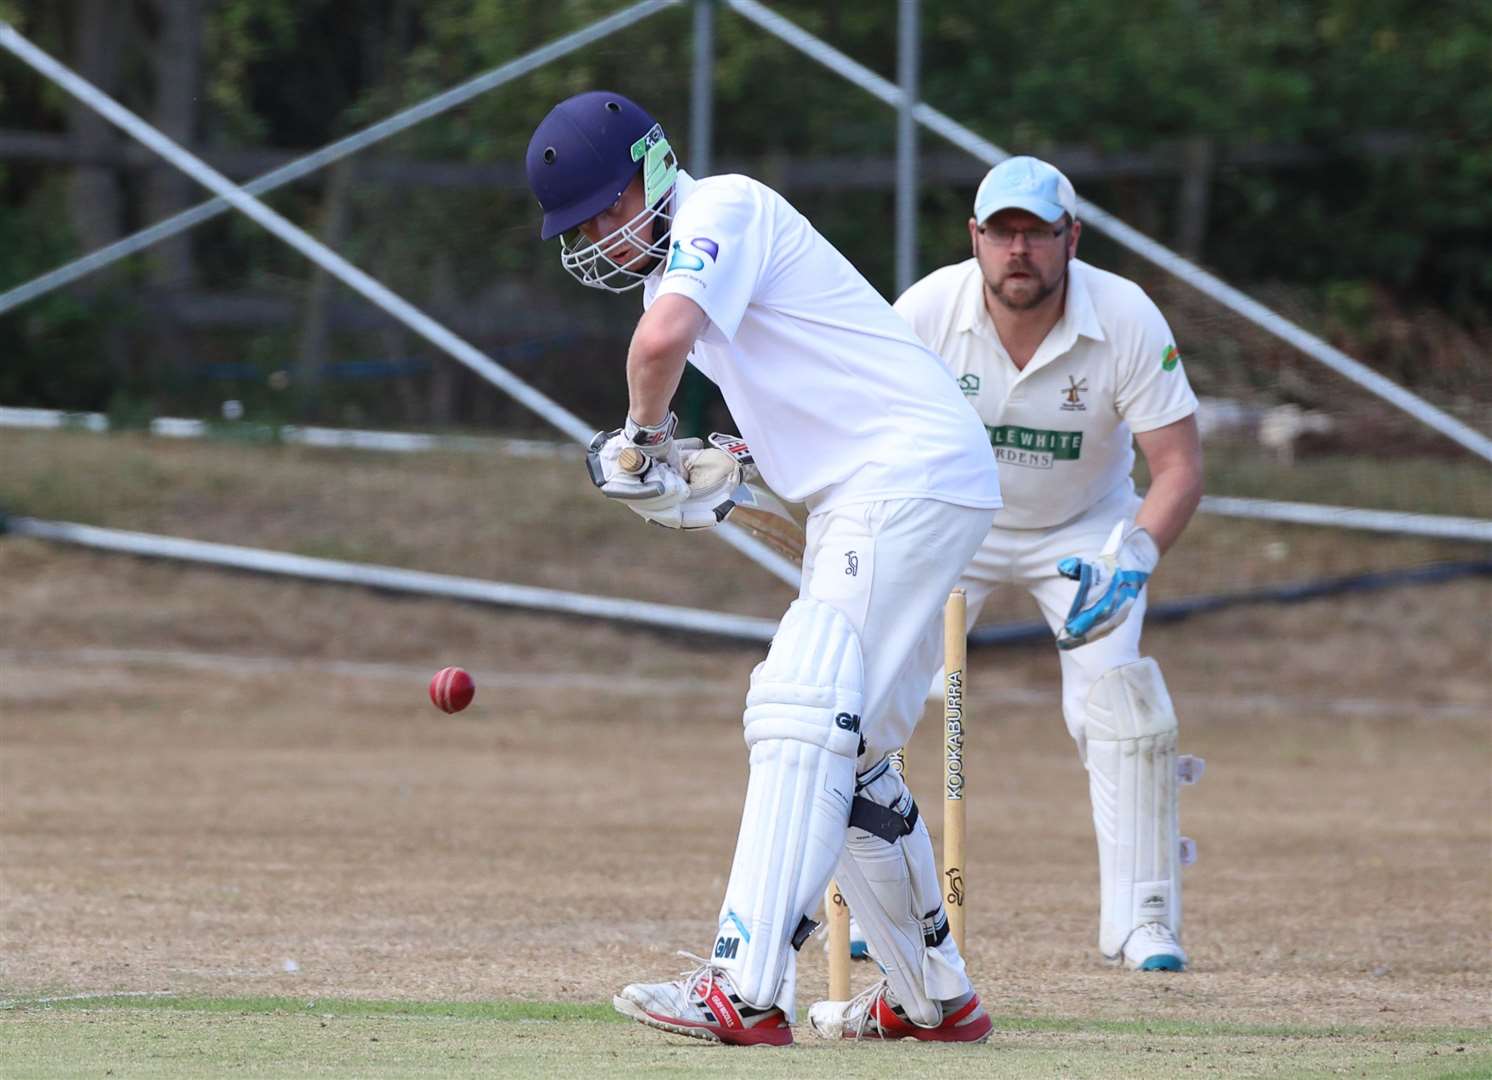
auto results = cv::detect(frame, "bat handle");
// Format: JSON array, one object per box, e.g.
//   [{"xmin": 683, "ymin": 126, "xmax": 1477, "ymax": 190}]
[{"xmin": 617, "ymin": 446, "xmax": 649, "ymax": 475}]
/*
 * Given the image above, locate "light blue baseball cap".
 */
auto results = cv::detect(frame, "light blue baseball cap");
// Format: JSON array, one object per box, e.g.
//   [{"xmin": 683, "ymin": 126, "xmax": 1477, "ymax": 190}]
[{"xmin": 973, "ymin": 156, "xmax": 1077, "ymax": 224}]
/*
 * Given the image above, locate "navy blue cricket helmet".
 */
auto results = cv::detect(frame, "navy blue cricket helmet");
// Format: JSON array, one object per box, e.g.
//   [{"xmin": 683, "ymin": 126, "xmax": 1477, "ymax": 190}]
[{"xmin": 525, "ymin": 91, "xmax": 666, "ymax": 240}]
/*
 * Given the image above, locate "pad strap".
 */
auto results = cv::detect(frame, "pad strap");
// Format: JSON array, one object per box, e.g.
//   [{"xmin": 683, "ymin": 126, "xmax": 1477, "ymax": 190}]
[
  {"xmin": 849, "ymin": 795, "xmax": 920, "ymax": 843},
  {"xmin": 923, "ymin": 908, "xmax": 950, "ymax": 948},
  {"xmin": 790, "ymin": 915, "xmax": 818, "ymax": 951}
]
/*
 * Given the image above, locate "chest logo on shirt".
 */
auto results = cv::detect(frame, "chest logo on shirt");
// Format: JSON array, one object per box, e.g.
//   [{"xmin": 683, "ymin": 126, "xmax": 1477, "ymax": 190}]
[
  {"xmin": 1060, "ymin": 376, "xmax": 1089, "ymax": 412},
  {"xmin": 958, "ymin": 373, "xmax": 981, "ymax": 398},
  {"xmin": 666, "ymin": 236, "xmax": 721, "ymax": 274},
  {"xmin": 844, "ymin": 550, "xmax": 859, "ymax": 577},
  {"xmin": 986, "ymin": 425, "xmax": 1084, "ymax": 469}
]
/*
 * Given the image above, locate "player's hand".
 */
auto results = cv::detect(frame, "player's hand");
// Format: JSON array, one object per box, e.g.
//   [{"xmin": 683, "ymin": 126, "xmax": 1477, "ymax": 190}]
[
  {"xmin": 585, "ymin": 427, "xmax": 690, "ymax": 510},
  {"xmin": 633, "ymin": 439, "xmax": 746, "ymax": 530},
  {"xmin": 624, "ymin": 411, "xmax": 678, "ymax": 464},
  {"xmin": 1055, "ymin": 521, "xmax": 1159, "ymax": 650},
  {"xmin": 585, "ymin": 427, "xmax": 748, "ymax": 530}
]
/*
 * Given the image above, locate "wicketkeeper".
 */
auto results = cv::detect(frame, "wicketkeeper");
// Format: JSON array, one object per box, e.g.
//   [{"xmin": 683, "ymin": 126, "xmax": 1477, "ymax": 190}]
[
  {"xmin": 525, "ymin": 91, "xmax": 1001, "ymax": 1045},
  {"xmin": 896, "ymin": 156, "xmax": 1207, "ymax": 972}
]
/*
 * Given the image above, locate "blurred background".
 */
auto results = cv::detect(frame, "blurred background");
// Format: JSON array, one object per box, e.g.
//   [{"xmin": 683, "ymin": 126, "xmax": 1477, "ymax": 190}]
[
  {"xmin": 2, "ymin": 1, "xmax": 1488, "ymax": 430},
  {"xmin": 1, "ymin": 0, "xmax": 1489, "ymax": 588}
]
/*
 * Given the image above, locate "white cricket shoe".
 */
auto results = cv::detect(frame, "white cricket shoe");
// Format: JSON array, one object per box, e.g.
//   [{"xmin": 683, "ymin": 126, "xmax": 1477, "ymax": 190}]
[
  {"xmin": 1121, "ymin": 923, "xmax": 1188, "ymax": 971},
  {"xmin": 613, "ymin": 952, "xmax": 793, "ymax": 1046},
  {"xmin": 808, "ymin": 979, "xmax": 992, "ymax": 1043}
]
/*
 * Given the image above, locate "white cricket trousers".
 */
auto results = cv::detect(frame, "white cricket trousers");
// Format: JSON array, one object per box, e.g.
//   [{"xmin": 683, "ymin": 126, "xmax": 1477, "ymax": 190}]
[
  {"xmin": 959, "ymin": 483, "xmax": 1148, "ymax": 756},
  {"xmin": 798, "ymin": 497, "xmax": 995, "ymax": 770}
]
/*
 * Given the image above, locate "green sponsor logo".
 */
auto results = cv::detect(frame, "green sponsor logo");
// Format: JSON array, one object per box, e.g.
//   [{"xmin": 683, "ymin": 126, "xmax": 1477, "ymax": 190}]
[
  {"xmin": 987, "ymin": 425, "xmax": 1084, "ymax": 469},
  {"xmin": 1162, "ymin": 343, "xmax": 1181, "ymax": 372},
  {"xmin": 958, "ymin": 373, "xmax": 981, "ymax": 397}
]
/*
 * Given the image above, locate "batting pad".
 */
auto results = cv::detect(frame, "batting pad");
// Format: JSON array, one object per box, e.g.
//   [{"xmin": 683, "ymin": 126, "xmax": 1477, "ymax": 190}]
[
  {"xmin": 1085, "ymin": 657, "xmax": 1183, "ymax": 959},
  {"xmin": 835, "ymin": 765, "xmax": 970, "ymax": 1026},
  {"xmin": 713, "ymin": 599, "xmax": 862, "ymax": 1016}
]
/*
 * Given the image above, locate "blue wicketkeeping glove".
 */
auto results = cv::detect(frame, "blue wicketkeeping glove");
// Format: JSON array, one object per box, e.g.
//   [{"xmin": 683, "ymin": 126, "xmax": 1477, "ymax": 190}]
[{"xmin": 1055, "ymin": 521, "xmax": 1160, "ymax": 651}]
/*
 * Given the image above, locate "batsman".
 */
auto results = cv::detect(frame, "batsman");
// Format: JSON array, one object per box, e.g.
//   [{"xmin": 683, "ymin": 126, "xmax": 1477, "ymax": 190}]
[
  {"xmin": 896, "ymin": 156, "xmax": 1207, "ymax": 972},
  {"xmin": 525, "ymin": 91, "xmax": 1001, "ymax": 1045}
]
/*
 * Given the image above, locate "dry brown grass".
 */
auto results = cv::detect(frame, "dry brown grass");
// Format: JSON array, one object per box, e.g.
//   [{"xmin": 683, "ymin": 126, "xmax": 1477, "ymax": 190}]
[{"xmin": 1, "ymin": 428, "xmax": 1489, "ymax": 1035}]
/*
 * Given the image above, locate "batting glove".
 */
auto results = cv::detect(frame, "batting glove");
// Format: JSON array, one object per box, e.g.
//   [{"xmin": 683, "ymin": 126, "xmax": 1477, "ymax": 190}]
[
  {"xmin": 623, "ymin": 411, "xmax": 678, "ymax": 463},
  {"xmin": 585, "ymin": 427, "xmax": 690, "ymax": 510}
]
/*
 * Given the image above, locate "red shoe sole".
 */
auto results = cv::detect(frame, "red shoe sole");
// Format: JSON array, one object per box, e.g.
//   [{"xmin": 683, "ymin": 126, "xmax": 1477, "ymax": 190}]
[
  {"xmin": 904, "ymin": 1012, "xmax": 993, "ymax": 1043},
  {"xmin": 613, "ymin": 995, "xmax": 794, "ymax": 1047},
  {"xmin": 853, "ymin": 993, "xmax": 993, "ymax": 1043}
]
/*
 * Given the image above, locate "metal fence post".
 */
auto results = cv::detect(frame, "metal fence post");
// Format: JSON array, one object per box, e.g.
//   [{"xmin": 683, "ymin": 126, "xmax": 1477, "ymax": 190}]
[
  {"xmin": 691, "ymin": 0, "xmax": 715, "ymax": 177},
  {"xmin": 895, "ymin": 0, "xmax": 920, "ymax": 297}
]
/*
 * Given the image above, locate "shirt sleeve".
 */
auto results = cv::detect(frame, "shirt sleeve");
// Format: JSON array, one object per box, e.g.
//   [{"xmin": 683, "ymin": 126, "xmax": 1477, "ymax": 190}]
[
  {"xmin": 1113, "ymin": 291, "xmax": 1199, "ymax": 433},
  {"xmin": 893, "ymin": 274, "xmax": 953, "ymax": 372},
  {"xmin": 653, "ymin": 180, "xmax": 765, "ymax": 342}
]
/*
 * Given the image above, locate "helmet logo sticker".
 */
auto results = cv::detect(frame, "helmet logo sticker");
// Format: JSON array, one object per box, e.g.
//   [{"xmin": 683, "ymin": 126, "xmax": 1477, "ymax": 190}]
[
  {"xmin": 630, "ymin": 123, "xmax": 678, "ymax": 208},
  {"xmin": 628, "ymin": 123, "xmax": 664, "ymax": 162}
]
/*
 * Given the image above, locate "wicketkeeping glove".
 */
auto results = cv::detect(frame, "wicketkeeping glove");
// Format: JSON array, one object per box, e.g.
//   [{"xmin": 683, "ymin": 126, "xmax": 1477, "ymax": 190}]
[{"xmin": 1055, "ymin": 520, "xmax": 1160, "ymax": 651}]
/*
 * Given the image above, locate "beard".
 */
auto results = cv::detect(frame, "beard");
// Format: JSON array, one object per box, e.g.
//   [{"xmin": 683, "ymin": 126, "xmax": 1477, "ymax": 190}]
[{"xmin": 986, "ymin": 255, "xmax": 1068, "ymax": 312}]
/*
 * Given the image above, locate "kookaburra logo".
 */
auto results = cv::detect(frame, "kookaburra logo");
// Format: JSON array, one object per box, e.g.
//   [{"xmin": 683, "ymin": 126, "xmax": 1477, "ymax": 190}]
[
  {"xmin": 1061, "ymin": 375, "xmax": 1089, "ymax": 411},
  {"xmin": 844, "ymin": 550, "xmax": 859, "ymax": 576},
  {"xmin": 945, "ymin": 866, "xmax": 965, "ymax": 906}
]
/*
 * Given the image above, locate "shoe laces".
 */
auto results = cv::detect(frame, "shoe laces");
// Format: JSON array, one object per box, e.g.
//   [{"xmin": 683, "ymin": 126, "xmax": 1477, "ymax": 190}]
[
  {"xmin": 1121, "ymin": 918, "xmax": 1181, "ymax": 954},
  {"xmin": 1130, "ymin": 922, "xmax": 1181, "ymax": 951},
  {"xmin": 674, "ymin": 951, "xmax": 731, "ymax": 1004},
  {"xmin": 843, "ymin": 978, "xmax": 896, "ymax": 1039}
]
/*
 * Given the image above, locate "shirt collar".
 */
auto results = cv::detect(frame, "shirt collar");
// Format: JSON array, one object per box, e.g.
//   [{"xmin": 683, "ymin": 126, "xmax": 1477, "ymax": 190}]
[
  {"xmin": 671, "ymin": 169, "xmax": 697, "ymax": 212},
  {"xmin": 1063, "ymin": 260, "xmax": 1105, "ymax": 344},
  {"xmin": 955, "ymin": 258, "xmax": 986, "ymax": 335}
]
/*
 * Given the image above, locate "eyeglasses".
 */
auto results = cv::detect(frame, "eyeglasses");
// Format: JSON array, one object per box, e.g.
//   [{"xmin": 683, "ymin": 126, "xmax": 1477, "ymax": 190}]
[{"xmin": 978, "ymin": 222, "xmax": 1068, "ymax": 248}]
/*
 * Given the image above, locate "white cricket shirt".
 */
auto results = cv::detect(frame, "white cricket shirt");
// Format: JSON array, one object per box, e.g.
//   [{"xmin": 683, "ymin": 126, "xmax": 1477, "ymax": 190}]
[
  {"xmin": 894, "ymin": 258, "xmax": 1197, "ymax": 530},
  {"xmin": 643, "ymin": 172, "xmax": 1000, "ymax": 513}
]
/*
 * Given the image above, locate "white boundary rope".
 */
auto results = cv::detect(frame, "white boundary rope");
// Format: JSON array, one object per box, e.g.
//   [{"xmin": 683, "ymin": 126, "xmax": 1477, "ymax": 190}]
[
  {"xmin": 2, "ymin": 517, "xmax": 780, "ymax": 644},
  {"xmin": 0, "ymin": 991, "xmax": 174, "ymax": 1010},
  {"xmin": 5, "ymin": 406, "xmax": 1486, "ymax": 544}
]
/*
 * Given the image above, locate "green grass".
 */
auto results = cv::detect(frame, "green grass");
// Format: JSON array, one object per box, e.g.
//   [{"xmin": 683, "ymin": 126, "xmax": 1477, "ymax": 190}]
[
  {"xmin": 2, "ymin": 994, "xmax": 1488, "ymax": 1080},
  {"xmin": 5, "ymin": 994, "xmax": 614, "ymax": 1021}
]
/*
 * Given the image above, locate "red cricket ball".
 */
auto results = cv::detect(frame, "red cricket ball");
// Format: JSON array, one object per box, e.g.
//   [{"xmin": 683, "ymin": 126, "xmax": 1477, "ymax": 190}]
[{"xmin": 429, "ymin": 666, "xmax": 475, "ymax": 714}]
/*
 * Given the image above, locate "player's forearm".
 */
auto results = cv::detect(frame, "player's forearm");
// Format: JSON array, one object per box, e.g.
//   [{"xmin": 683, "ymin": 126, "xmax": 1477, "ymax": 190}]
[
  {"xmin": 626, "ymin": 297, "xmax": 706, "ymax": 425},
  {"xmin": 626, "ymin": 347, "xmax": 687, "ymax": 426},
  {"xmin": 1134, "ymin": 463, "xmax": 1203, "ymax": 555}
]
